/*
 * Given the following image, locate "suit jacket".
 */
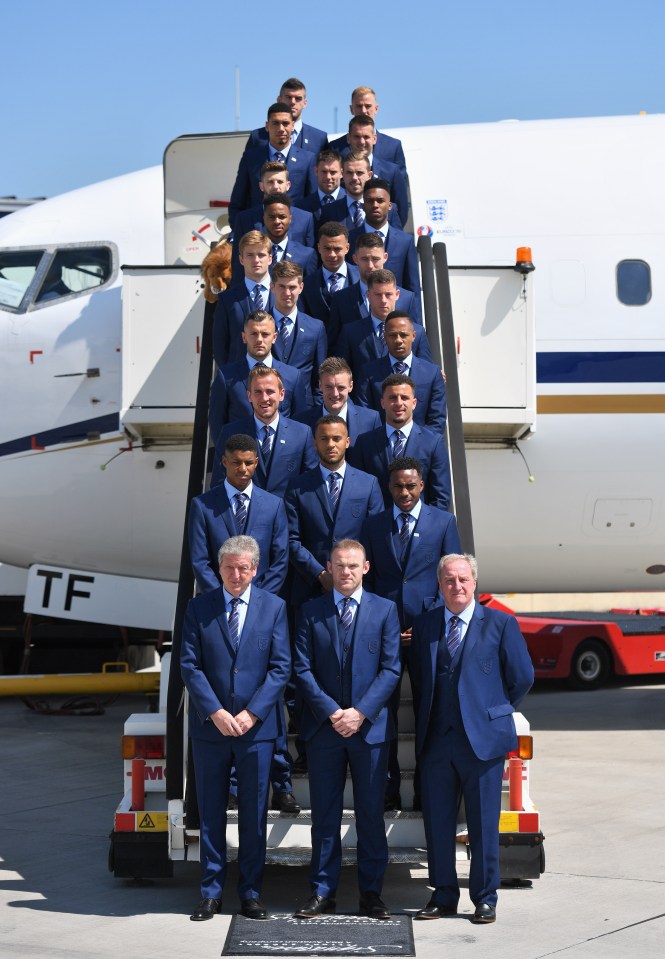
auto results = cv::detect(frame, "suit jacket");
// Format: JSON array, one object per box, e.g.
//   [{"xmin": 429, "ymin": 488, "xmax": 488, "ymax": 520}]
[
  {"xmin": 335, "ymin": 314, "xmax": 432, "ymax": 381},
  {"xmin": 294, "ymin": 590, "xmax": 401, "ymax": 744},
  {"xmin": 361, "ymin": 504, "xmax": 461, "ymax": 628},
  {"xmin": 284, "ymin": 464, "xmax": 384, "ymax": 604},
  {"xmin": 349, "ymin": 423, "xmax": 452, "ymax": 511},
  {"xmin": 229, "ymin": 145, "xmax": 317, "ymax": 228},
  {"xmin": 355, "ymin": 354, "xmax": 447, "ymax": 432},
  {"xmin": 213, "ymin": 414, "xmax": 318, "ymax": 494},
  {"xmin": 329, "ymin": 130, "xmax": 407, "ymax": 176},
  {"xmin": 293, "ymin": 189, "xmax": 347, "ymax": 224},
  {"xmin": 213, "ymin": 282, "xmax": 275, "ymax": 367},
  {"xmin": 330, "ymin": 283, "xmax": 423, "ymax": 343},
  {"xmin": 270, "ymin": 238, "xmax": 318, "ymax": 279},
  {"xmin": 247, "ymin": 122, "xmax": 329, "ymax": 156},
  {"xmin": 299, "ymin": 265, "xmax": 360, "ymax": 342},
  {"xmin": 294, "ymin": 398, "xmax": 381, "ymax": 453},
  {"xmin": 188, "ymin": 484, "xmax": 288, "ymax": 595},
  {"xmin": 209, "ymin": 359, "xmax": 308, "ymax": 445},
  {"xmin": 348, "ymin": 225, "xmax": 420, "ymax": 296},
  {"xmin": 410, "ymin": 602, "xmax": 534, "ymax": 760},
  {"xmin": 271, "ymin": 310, "xmax": 328, "ymax": 407},
  {"xmin": 181, "ymin": 585, "xmax": 291, "ymax": 743},
  {"xmin": 231, "ymin": 205, "xmax": 315, "ymax": 280},
  {"xmin": 318, "ymin": 195, "xmax": 403, "ymax": 232}
]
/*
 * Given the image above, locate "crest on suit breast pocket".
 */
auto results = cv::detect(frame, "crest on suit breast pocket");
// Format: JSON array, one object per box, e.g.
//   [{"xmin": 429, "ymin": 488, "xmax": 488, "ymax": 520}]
[
  {"xmin": 257, "ymin": 635, "xmax": 269, "ymax": 650},
  {"xmin": 351, "ymin": 503, "xmax": 362, "ymax": 518},
  {"xmin": 477, "ymin": 658, "xmax": 494, "ymax": 674},
  {"xmin": 368, "ymin": 638, "xmax": 379, "ymax": 653}
]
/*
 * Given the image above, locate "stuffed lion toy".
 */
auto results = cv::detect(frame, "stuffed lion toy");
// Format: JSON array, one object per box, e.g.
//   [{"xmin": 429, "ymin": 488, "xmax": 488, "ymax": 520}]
[{"xmin": 201, "ymin": 240, "xmax": 233, "ymax": 303}]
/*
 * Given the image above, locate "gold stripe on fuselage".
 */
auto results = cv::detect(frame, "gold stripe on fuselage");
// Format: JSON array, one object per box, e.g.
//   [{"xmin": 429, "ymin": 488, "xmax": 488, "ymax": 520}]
[{"xmin": 537, "ymin": 394, "xmax": 665, "ymax": 414}]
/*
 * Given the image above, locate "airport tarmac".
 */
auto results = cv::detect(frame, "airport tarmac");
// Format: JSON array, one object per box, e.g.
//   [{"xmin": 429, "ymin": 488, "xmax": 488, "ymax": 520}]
[{"xmin": 1, "ymin": 678, "xmax": 664, "ymax": 959}]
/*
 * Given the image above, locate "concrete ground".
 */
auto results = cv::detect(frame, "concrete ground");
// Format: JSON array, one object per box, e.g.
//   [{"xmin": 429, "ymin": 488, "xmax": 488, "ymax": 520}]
[{"xmin": 1, "ymin": 676, "xmax": 664, "ymax": 958}]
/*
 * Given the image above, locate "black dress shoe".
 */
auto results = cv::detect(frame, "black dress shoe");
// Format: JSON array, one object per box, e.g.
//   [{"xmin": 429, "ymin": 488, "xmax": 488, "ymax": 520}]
[
  {"xmin": 240, "ymin": 898, "xmax": 268, "ymax": 920},
  {"xmin": 359, "ymin": 891, "xmax": 391, "ymax": 919},
  {"xmin": 271, "ymin": 791, "xmax": 301, "ymax": 814},
  {"xmin": 414, "ymin": 899, "xmax": 457, "ymax": 919},
  {"xmin": 294, "ymin": 894, "xmax": 337, "ymax": 918},
  {"xmin": 227, "ymin": 793, "xmax": 238, "ymax": 810},
  {"xmin": 190, "ymin": 897, "xmax": 222, "ymax": 921},
  {"xmin": 384, "ymin": 793, "xmax": 402, "ymax": 812},
  {"xmin": 472, "ymin": 903, "xmax": 496, "ymax": 923}
]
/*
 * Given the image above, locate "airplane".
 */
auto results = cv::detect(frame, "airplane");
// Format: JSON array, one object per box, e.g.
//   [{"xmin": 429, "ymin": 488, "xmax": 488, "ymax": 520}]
[{"xmin": 0, "ymin": 113, "xmax": 663, "ymax": 630}]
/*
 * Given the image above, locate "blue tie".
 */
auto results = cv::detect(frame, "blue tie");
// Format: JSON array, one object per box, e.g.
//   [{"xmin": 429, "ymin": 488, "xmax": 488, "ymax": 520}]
[
  {"xmin": 447, "ymin": 616, "xmax": 462, "ymax": 658},
  {"xmin": 328, "ymin": 471, "xmax": 341, "ymax": 510},
  {"xmin": 234, "ymin": 493, "xmax": 247, "ymax": 533},
  {"xmin": 328, "ymin": 272, "xmax": 343, "ymax": 294},
  {"xmin": 274, "ymin": 151, "xmax": 286, "ymax": 163},
  {"xmin": 260, "ymin": 425, "xmax": 272, "ymax": 461},
  {"xmin": 391, "ymin": 429, "xmax": 405, "ymax": 460},
  {"xmin": 399, "ymin": 511, "xmax": 411, "ymax": 551},
  {"xmin": 228, "ymin": 598, "xmax": 241, "ymax": 650},
  {"xmin": 353, "ymin": 201, "xmax": 365, "ymax": 228},
  {"xmin": 251, "ymin": 283, "xmax": 265, "ymax": 310},
  {"xmin": 340, "ymin": 596, "xmax": 353, "ymax": 631}
]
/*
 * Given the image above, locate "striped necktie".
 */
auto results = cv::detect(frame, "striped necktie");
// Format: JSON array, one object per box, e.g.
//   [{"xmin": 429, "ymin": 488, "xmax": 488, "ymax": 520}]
[
  {"xmin": 328, "ymin": 471, "xmax": 341, "ymax": 510},
  {"xmin": 353, "ymin": 201, "xmax": 365, "ymax": 228},
  {"xmin": 391, "ymin": 429, "xmax": 406, "ymax": 460},
  {"xmin": 399, "ymin": 511, "xmax": 411, "ymax": 550},
  {"xmin": 328, "ymin": 272, "xmax": 343, "ymax": 294},
  {"xmin": 234, "ymin": 493, "xmax": 247, "ymax": 533},
  {"xmin": 251, "ymin": 283, "xmax": 265, "ymax": 310},
  {"xmin": 340, "ymin": 596, "xmax": 353, "ymax": 631},
  {"xmin": 260, "ymin": 425, "xmax": 273, "ymax": 461},
  {"xmin": 393, "ymin": 360, "xmax": 408, "ymax": 375},
  {"xmin": 228, "ymin": 597, "xmax": 241, "ymax": 650},
  {"xmin": 447, "ymin": 616, "xmax": 462, "ymax": 657}
]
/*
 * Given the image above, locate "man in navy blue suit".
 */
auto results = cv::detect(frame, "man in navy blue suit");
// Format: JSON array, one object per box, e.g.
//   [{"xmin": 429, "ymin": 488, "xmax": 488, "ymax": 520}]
[
  {"xmin": 230, "ymin": 103, "xmax": 317, "ymax": 228},
  {"xmin": 299, "ymin": 222, "xmax": 358, "ymax": 343},
  {"xmin": 350, "ymin": 374, "xmax": 451, "ymax": 510},
  {"xmin": 329, "ymin": 85, "xmax": 407, "ymax": 176},
  {"xmin": 261, "ymin": 194, "xmax": 317, "ymax": 277},
  {"xmin": 214, "ymin": 231, "xmax": 273, "ymax": 366},
  {"xmin": 213, "ymin": 366, "xmax": 318, "ymax": 493},
  {"xmin": 189, "ymin": 434, "xmax": 288, "ymax": 596},
  {"xmin": 294, "ymin": 149, "xmax": 345, "ymax": 223},
  {"xmin": 293, "ymin": 539, "xmax": 401, "ymax": 919},
  {"xmin": 347, "ymin": 179, "xmax": 420, "ymax": 297},
  {"xmin": 361, "ymin": 457, "xmax": 461, "ymax": 810},
  {"xmin": 319, "ymin": 153, "xmax": 403, "ymax": 233},
  {"xmin": 231, "ymin": 161, "xmax": 315, "ymax": 279},
  {"xmin": 295, "ymin": 357, "xmax": 380, "ymax": 455},
  {"xmin": 411, "ymin": 553, "xmax": 534, "ymax": 923},
  {"xmin": 342, "ymin": 116, "xmax": 409, "ymax": 227},
  {"xmin": 209, "ymin": 310, "xmax": 308, "ymax": 444},
  {"xmin": 284, "ymin": 415, "xmax": 384, "ymax": 606},
  {"xmin": 269, "ymin": 261, "xmax": 327, "ymax": 406},
  {"xmin": 335, "ymin": 266, "xmax": 430, "ymax": 380},
  {"xmin": 181, "ymin": 535, "xmax": 291, "ymax": 921},
  {"xmin": 355, "ymin": 312, "xmax": 447, "ymax": 431},
  {"xmin": 245, "ymin": 78, "xmax": 328, "ymax": 156}
]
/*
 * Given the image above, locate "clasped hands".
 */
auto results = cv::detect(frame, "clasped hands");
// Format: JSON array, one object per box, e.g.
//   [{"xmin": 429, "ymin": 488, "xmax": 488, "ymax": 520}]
[
  {"xmin": 211, "ymin": 708, "xmax": 257, "ymax": 736},
  {"xmin": 330, "ymin": 707, "xmax": 365, "ymax": 738}
]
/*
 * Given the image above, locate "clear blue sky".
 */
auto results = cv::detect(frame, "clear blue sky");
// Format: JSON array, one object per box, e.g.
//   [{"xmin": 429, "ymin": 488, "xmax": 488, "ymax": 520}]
[{"xmin": 2, "ymin": 0, "xmax": 662, "ymax": 198}]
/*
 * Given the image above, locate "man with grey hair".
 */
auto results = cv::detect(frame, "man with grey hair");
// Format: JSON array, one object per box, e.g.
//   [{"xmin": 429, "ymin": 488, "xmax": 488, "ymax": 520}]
[
  {"xmin": 411, "ymin": 553, "xmax": 534, "ymax": 924},
  {"xmin": 181, "ymin": 535, "xmax": 290, "ymax": 922}
]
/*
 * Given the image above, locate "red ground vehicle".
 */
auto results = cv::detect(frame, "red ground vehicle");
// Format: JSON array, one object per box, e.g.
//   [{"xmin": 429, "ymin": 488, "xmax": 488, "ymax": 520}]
[{"xmin": 482, "ymin": 595, "xmax": 665, "ymax": 689}]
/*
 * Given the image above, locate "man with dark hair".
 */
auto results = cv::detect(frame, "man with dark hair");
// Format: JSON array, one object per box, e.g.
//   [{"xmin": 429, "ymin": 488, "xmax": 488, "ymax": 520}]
[
  {"xmin": 284, "ymin": 416, "xmax": 384, "ymax": 605},
  {"xmin": 293, "ymin": 539, "xmax": 401, "ymax": 919},
  {"xmin": 294, "ymin": 356, "xmax": 380, "ymax": 453},
  {"xmin": 335, "ymin": 267, "xmax": 430, "ymax": 380},
  {"xmin": 294, "ymin": 149, "xmax": 346, "ymax": 221},
  {"xmin": 329, "ymin": 85, "xmax": 407, "ymax": 176},
  {"xmin": 342, "ymin": 115, "xmax": 409, "ymax": 226},
  {"xmin": 214, "ymin": 364, "xmax": 318, "ymax": 494},
  {"xmin": 270, "ymin": 260, "xmax": 327, "ymax": 406},
  {"xmin": 189, "ymin": 434, "xmax": 289, "ymax": 596},
  {"xmin": 355, "ymin": 311, "xmax": 447, "ymax": 432},
  {"xmin": 245, "ymin": 78, "xmax": 329, "ymax": 156},
  {"xmin": 411, "ymin": 553, "xmax": 534, "ymax": 923},
  {"xmin": 350, "ymin": 374, "xmax": 451, "ymax": 511},
  {"xmin": 299, "ymin": 222, "xmax": 359, "ymax": 338},
  {"xmin": 261, "ymin": 194, "xmax": 317, "ymax": 276},
  {"xmin": 230, "ymin": 103, "xmax": 317, "ymax": 227},
  {"xmin": 209, "ymin": 309, "xmax": 308, "ymax": 442},
  {"xmin": 360, "ymin": 456, "xmax": 461, "ymax": 809},
  {"xmin": 347, "ymin": 179, "xmax": 420, "ymax": 295},
  {"xmin": 181, "ymin": 535, "xmax": 291, "ymax": 921}
]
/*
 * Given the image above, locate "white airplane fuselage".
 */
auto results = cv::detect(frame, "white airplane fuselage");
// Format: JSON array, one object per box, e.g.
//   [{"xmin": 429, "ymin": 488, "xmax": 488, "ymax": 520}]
[{"xmin": 0, "ymin": 115, "xmax": 663, "ymax": 629}]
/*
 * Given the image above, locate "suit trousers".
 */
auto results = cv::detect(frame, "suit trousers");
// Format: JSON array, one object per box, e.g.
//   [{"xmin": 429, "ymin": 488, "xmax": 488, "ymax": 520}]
[
  {"xmin": 192, "ymin": 736, "xmax": 274, "ymax": 900},
  {"xmin": 306, "ymin": 722, "xmax": 389, "ymax": 896},
  {"xmin": 420, "ymin": 726, "xmax": 504, "ymax": 907}
]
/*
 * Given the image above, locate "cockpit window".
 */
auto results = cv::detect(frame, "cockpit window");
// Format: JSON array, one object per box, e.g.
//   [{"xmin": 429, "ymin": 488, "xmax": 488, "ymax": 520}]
[
  {"xmin": 35, "ymin": 246, "xmax": 113, "ymax": 303},
  {"xmin": 0, "ymin": 250, "xmax": 45, "ymax": 309}
]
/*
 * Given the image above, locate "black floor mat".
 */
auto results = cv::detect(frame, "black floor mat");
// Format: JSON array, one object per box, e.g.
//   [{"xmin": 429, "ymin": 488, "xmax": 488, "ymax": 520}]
[{"xmin": 222, "ymin": 913, "xmax": 415, "ymax": 956}]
